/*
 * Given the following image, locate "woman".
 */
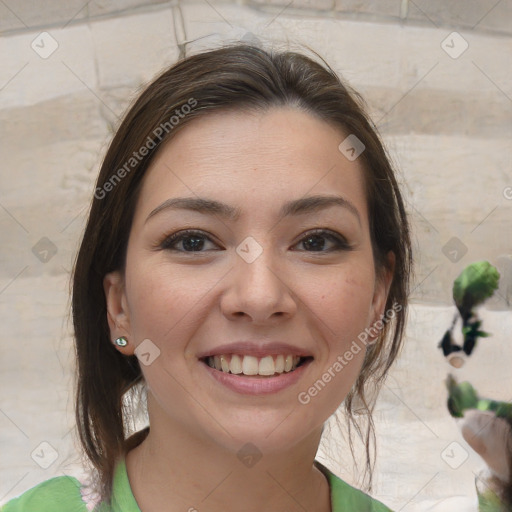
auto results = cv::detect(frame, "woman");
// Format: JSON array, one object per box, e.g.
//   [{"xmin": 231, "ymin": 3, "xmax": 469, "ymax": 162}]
[{"xmin": 2, "ymin": 42, "xmax": 411, "ymax": 511}]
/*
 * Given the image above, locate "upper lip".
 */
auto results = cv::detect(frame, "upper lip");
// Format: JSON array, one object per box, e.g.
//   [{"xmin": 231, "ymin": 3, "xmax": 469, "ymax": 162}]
[{"xmin": 197, "ymin": 341, "xmax": 314, "ymax": 359}]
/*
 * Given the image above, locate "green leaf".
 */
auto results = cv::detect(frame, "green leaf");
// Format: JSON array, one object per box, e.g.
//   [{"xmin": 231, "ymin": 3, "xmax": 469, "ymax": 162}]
[
  {"xmin": 495, "ymin": 401, "xmax": 512, "ymax": 423},
  {"xmin": 453, "ymin": 261, "xmax": 500, "ymax": 317},
  {"xmin": 478, "ymin": 487, "xmax": 508, "ymax": 511},
  {"xmin": 446, "ymin": 374, "xmax": 479, "ymax": 417}
]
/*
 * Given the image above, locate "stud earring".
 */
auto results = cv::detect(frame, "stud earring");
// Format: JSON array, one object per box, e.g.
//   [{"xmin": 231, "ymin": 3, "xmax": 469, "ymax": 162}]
[{"xmin": 114, "ymin": 336, "xmax": 128, "ymax": 347}]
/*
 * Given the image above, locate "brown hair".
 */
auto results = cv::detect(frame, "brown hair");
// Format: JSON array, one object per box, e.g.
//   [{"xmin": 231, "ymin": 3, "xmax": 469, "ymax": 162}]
[{"xmin": 71, "ymin": 42, "xmax": 412, "ymax": 504}]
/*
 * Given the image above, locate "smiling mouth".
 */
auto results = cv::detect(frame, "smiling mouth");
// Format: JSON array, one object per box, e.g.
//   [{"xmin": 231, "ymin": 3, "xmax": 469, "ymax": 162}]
[{"xmin": 201, "ymin": 354, "xmax": 313, "ymax": 377}]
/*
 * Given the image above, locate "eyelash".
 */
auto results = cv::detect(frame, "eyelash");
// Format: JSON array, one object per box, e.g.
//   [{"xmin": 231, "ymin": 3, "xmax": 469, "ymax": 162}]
[{"xmin": 158, "ymin": 228, "xmax": 352, "ymax": 254}]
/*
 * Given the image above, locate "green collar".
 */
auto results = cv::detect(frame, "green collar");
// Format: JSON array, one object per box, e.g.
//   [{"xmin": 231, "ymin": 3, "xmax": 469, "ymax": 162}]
[
  {"xmin": 104, "ymin": 457, "xmax": 390, "ymax": 512},
  {"xmin": 98, "ymin": 458, "xmax": 141, "ymax": 512}
]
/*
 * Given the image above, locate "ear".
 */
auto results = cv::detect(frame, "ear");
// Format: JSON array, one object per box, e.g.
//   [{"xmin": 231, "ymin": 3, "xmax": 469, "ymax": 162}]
[
  {"xmin": 103, "ymin": 270, "xmax": 135, "ymax": 355},
  {"xmin": 369, "ymin": 251, "xmax": 395, "ymax": 327}
]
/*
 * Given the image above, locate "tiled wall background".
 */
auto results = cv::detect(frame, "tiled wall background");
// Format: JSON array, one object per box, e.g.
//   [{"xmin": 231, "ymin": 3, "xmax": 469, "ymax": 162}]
[{"xmin": 1, "ymin": 1, "xmax": 511, "ymax": 510}]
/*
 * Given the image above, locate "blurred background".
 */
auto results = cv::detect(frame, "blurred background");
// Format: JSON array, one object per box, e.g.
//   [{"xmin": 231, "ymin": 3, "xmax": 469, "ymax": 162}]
[{"xmin": 0, "ymin": 1, "xmax": 511, "ymax": 510}]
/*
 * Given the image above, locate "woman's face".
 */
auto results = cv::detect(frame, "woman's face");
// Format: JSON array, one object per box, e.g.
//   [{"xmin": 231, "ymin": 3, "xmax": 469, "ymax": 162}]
[{"xmin": 105, "ymin": 107, "xmax": 392, "ymax": 453}]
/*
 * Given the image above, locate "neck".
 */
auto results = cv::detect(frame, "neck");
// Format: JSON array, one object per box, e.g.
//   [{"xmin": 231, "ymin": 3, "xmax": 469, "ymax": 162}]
[{"xmin": 125, "ymin": 402, "xmax": 331, "ymax": 512}]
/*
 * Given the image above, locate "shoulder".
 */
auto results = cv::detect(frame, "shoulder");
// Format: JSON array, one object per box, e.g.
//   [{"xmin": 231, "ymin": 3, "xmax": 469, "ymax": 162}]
[
  {"xmin": 1, "ymin": 475, "xmax": 88, "ymax": 512},
  {"xmin": 316, "ymin": 461, "xmax": 394, "ymax": 512}
]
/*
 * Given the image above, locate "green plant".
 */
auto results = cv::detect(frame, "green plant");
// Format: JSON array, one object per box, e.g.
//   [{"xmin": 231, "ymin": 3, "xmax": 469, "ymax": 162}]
[
  {"xmin": 439, "ymin": 261, "xmax": 500, "ymax": 359},
  {"xmin": 442, "ymin": 261, "xmax": 511, "ymax": 511}
]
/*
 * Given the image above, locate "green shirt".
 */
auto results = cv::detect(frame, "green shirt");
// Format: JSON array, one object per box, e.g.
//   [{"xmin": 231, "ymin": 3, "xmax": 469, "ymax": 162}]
[{"xmin": 1, "ymin": 459, "xmax": 392, "ymax": 511}]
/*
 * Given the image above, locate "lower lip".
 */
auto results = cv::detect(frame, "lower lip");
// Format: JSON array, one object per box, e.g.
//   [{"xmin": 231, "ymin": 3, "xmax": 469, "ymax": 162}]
[{"xmin": 201, "ymin": 359, "xmax": 312, "ymax": 395}]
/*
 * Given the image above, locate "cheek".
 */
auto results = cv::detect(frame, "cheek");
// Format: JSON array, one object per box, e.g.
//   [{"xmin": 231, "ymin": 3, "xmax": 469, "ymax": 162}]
[
  {"xmin": 304, "ymin": 267, "xmax": 374, "ymax": 399},
  {"xmin": 125, "ymin": 262, "xmax": 206, "ymax": 343},
  {"xmin": 299, "ymin": 271, "xmax": 371, "ymax": 415},
  {"xmin": 313, "ymin": 267, "xmax": 375, "ymax": 341}
]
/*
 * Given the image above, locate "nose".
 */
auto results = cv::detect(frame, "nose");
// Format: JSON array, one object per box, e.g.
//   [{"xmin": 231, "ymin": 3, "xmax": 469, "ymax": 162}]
[{"xmin": 220, "ymin": 247, "xmax": 297, "ymax": 324}]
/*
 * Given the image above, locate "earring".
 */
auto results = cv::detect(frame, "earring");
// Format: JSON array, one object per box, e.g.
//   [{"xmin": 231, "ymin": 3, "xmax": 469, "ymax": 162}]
[{"xmin": 114, "ymin": 336, "xmax": 128, "ymax": 347}]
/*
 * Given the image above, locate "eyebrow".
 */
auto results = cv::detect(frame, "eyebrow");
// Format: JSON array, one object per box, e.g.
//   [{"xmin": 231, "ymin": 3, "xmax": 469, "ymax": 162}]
[{"xmin": 145, "ymin": 194, "xmax": 361, "ymax": 225}]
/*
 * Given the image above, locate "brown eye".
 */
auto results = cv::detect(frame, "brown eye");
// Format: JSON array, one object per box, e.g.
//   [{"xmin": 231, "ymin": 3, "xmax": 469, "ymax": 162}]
[
  {"xmin": 294, "ymin": 229, "xmax": 352, "ymax": 253},
  {"xmin": 160, "ymin": 230, "xmax": 219, "ymax": 252}
]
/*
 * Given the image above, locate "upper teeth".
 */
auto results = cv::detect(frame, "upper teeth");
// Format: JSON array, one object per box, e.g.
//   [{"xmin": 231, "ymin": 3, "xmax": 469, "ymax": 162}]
[{"xmin": 206, "ymin": 354, "xmax": 302, "ymax": 376}]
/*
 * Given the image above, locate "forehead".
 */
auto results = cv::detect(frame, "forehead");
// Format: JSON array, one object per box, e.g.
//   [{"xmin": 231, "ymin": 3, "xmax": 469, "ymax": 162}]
[{"xmin": 134, "ymin": 107, "xmax": 369, "ymax": 224}]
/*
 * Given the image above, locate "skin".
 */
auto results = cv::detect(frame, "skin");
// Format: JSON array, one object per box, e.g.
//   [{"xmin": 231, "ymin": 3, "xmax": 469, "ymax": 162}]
[
  {"xmin": 104, "ymin": 107, "xmax": 393, "ymax": 512},
  {"xmin": 460, "ymin": 409, "xmax": 511, "ymax": 483}
]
